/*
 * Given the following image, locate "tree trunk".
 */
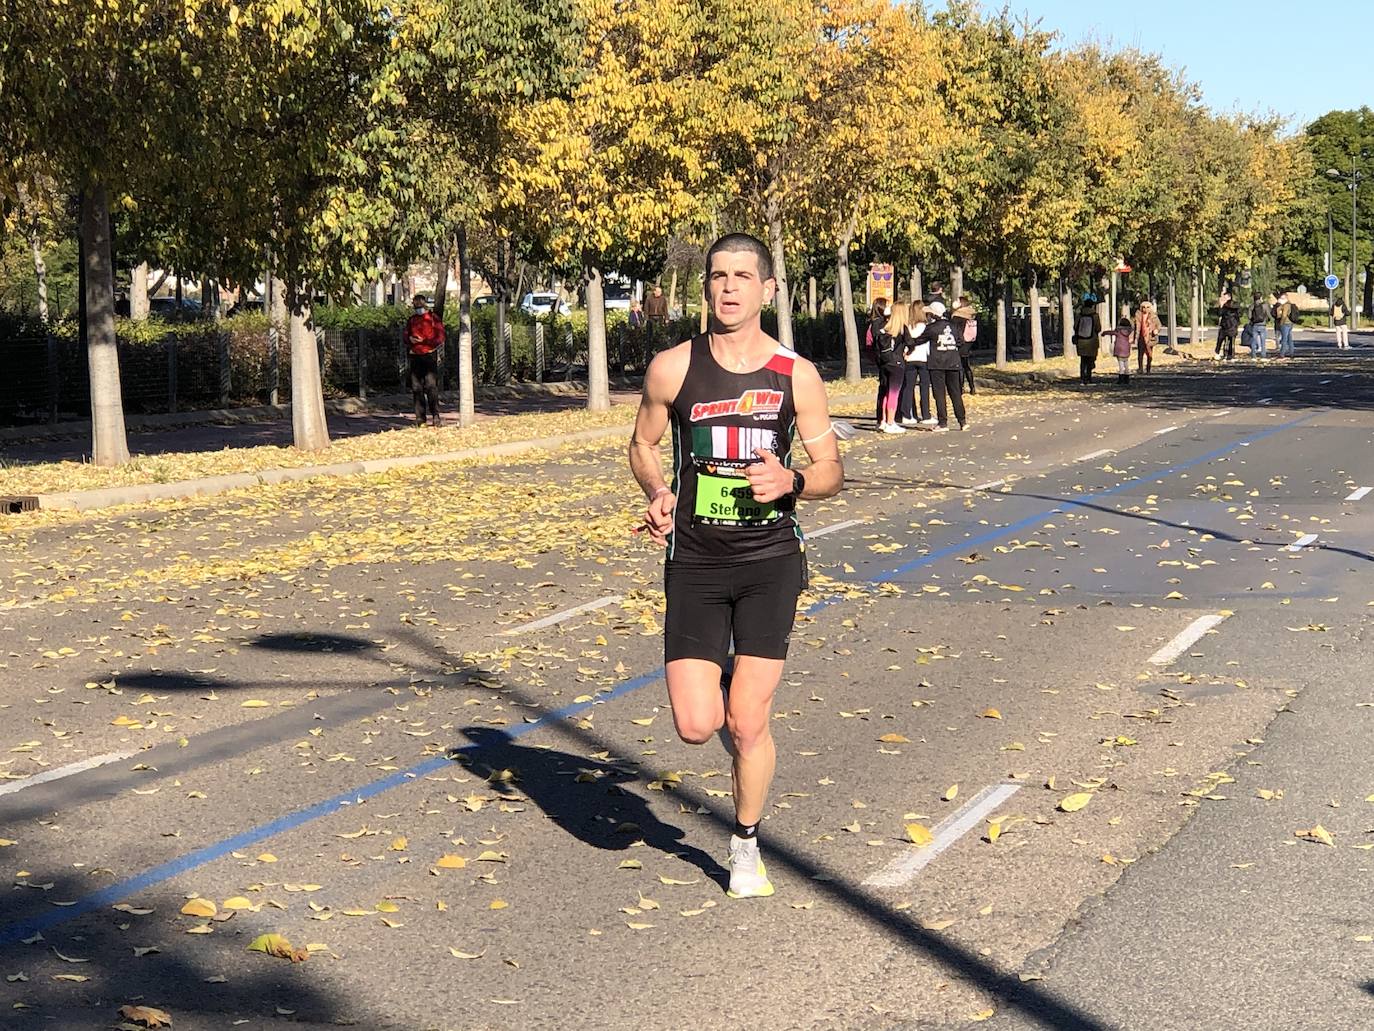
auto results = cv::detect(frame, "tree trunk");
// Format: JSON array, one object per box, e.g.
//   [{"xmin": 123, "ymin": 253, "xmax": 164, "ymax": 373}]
[
  {"xmin": 1029, "ymin": 272, "xmax": 1045, "ymax": 362},
  {"xmin": 807, "ymin": 275, "xmax": 817, "ymax": 319},
  {"xmin": 667, "ymin": 267, "xmax": 679, "ymax": 318},
  {"xmin": 432, "ymin": 237, "xmax": 454, "ymax": 322},
  {"xmin": 289, "ymin": 284, "xmax": 330, "ymax": 451},
  {"xmin": 765, "ymin": 199, "xmax": 794, "ymax": 350},
  {"xmin": 81, "ymin": 184, "xmax": 130, "ymax": 467},
  {"xmin": 130, "ymin": 262, "xmax": 149, "ymax": 321},
  {"xmin": 1060, "ymin": 277, "xmax": 1073, "ymax": 356},
  {"xmin": 456, "ymin": 228, "xmax": 476, "ymax": 427},
  {"xmin": 951, "ymin": 265, "xmax": 964, "ymax": 302},
  {"xmin": 699, "ymin": 272, "xmax": 709, "ymax": 334},
  {"xmin": 995, "ymin": 275, "xmax": 1010, "ymax": 369},
  {"xmin": 26, "ymin": 220, "xmax": 51, "ymax": 324},
  {"xmin": 494, "ymin": 237, "xmax": 510, "ymax": 385},
  {"xmin": 1167, "ymin": 272, "xmax": 1178, "ymax": 348},
  {"xmin": 1363, "ymin": 263, "xmax": 1372, "ymax": 323},
  {"xmin": 1188, "ymin": 268, "xmax": 1200, "ymax": 346},
  {"xmin": 584, "ymin": 264, "xmax": 611, "ymax": 411},
  {"xmin": 200, "ymin": 277, "xmax": 213, "ymax": 312},
  {"xmin": 911, "ymin": 264, "xmax": 923, "ymax": 302},
  {"xmin": 175, "ymin": 275, "xmax": 183, "ymax": 311},
  {"xmin": 268, "ymin": 273, "xmax": 286, "ymax": 406},
  {"xmin": 838, "ymin": 235, "xmax": 861, "ymax": 383}
]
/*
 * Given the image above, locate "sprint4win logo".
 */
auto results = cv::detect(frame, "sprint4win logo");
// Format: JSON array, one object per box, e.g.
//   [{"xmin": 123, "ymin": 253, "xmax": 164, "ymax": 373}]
[{"xmin": 689, "ymin": 389, "xmax": 784, "ymax": 422}]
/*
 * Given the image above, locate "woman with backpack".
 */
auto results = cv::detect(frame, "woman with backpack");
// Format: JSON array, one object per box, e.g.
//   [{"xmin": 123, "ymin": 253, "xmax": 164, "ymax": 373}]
[
  {"xmin": 870, "ymin": 299, "xmax": 906, "ymax": 433},
  {"xmin": 899, "ymin": 299, "xmax": 934, "ymax": 427},
  {"xmin": 1246, "ymin": 293, "xmax": 1270, "ymax": 359},
  {"xmin": 954, "ymin": 295, "xmax": 978, "ymax": 394},
  {"xmin": 1072, "ymin": 298, "xmax": 1101, "ymax": 384},
  {"xmin": 1333, "ymin": 298, "xmax": 1349, "ymax": 349},
  {"xmin": 1134, "ymin": 300, "xmax": 1161, "ymax": 374}
]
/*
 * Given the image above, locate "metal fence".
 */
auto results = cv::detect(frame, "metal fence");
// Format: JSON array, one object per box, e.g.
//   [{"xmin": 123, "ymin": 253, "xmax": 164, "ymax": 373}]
[{"xmin": 0, "ymin": 310, "xmax": 860, "ymax": 428}]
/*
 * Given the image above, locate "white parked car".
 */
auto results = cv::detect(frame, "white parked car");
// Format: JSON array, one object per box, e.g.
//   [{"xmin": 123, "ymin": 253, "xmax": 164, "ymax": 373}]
[
  {"xmin": 520, "ymin": 292, "xmax": 571, "ymax": 316},
  {"xmin": 602, "ymin": 281, "xmax": 632, "ymax": 311}
]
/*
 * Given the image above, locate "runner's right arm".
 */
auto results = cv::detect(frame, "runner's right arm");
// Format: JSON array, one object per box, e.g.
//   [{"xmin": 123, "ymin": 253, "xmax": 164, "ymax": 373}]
[{"xmin": 629, "ymin": 344, "xmax": 691, "ymax": 546}]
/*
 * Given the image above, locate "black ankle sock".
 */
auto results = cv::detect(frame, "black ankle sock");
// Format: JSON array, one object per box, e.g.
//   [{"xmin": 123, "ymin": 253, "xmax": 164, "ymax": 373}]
[{"xmin": 733, "ymin": 821, "xmax": 758, "ymax": 840}]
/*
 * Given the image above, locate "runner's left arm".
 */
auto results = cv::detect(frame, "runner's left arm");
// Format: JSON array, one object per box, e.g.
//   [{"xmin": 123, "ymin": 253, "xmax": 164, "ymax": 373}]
[{"xmin": 780, "ymin": 358, "xmax": 843, "ymax": 501}]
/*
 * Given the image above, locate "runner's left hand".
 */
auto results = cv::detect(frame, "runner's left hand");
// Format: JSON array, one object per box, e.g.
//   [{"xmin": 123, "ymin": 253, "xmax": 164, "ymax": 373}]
[{"xmin": 746, "ymin": 449, "xmax": 793, "ymax": 504}]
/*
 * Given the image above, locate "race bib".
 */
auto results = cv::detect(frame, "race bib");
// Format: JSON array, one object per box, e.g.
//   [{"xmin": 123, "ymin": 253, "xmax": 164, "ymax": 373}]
[{"xmin": 693, "ymin": 468, "xmax": 778, "ymax": 525}]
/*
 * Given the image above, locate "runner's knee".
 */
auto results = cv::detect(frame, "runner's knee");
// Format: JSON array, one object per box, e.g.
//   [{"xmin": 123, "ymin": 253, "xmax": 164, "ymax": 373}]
[
  {"xmin": 725, "ymin": 708, "xmax": 771, "ymax": 753},
  {"xmin": 673, "ymin": 711, "xmax": 723, "ymax": 745}
]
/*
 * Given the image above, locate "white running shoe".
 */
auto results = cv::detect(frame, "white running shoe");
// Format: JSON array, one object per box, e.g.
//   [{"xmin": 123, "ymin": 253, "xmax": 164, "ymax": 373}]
[
  {"xmin": 899, "ymin": 418, "xmax": 920, "ymax": 427},
  {"xmin": 919, "ymin": 418, "xmax": 938, "ymax": 427},
  {"xmin": 726, "ymin": 835, "xmax": 774, "ymax": 899},
  {"xmin": 931, "ymin": 424, "xmax": 950, "ymax": 433},
  {"xmin": 880, "ymin": 422, "xmax": 907, "ymax": 434}
]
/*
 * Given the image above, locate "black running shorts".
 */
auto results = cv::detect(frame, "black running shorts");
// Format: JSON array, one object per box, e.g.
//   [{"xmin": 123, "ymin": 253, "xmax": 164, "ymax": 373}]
[{"xmin": 663, "ymin": 551, "xmax": 807, "ymax": 667}]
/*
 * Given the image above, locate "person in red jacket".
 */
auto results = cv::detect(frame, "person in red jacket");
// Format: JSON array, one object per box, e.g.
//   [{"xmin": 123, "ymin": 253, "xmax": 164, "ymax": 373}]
[{"xmin": 406, "ymin": 294, "xmax": 445, "ymax": 426}]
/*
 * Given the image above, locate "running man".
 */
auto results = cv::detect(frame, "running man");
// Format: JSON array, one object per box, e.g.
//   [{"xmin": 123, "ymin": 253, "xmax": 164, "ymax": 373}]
[{"xmin": 628, "ymin": 233, "xmax": 844, "ymax": 898}]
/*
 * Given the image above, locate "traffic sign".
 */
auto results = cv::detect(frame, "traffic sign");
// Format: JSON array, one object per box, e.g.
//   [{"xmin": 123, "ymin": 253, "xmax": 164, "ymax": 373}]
[{"xmin": 1324, "ymin": 273, "xmax": 1340, "ymax": 290}]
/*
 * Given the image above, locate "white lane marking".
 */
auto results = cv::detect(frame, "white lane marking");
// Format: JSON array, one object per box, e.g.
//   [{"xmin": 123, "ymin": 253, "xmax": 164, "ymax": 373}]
[
  {"xmin": 862, "ymin": 782, "xmax": 1022, "ymax": 888},
  {"xmin": 1147, "ymin": 614, "xmax": 1230, "ymax": 666},
  {"xmin": 0, "ymin": 751, "xmax": 139, "ymax": 798},
  {"xmin": 1346, "ymin": 486, "xmax": 1371, "ymax": 501},
  {"xmin": 1320, "ymin": 379, "xmax": 1332, "ymax": 384},
  {"xmin": 1212, "ymin": 409, "xmax": 1233, "ymax": 418},
  {"xmin": 969, "ymin": 479, "xmax": 1005, "ymax": 492},
  {"xmin": 1257, "ymin": 397, "xmax": 1273, "ymax": 404},
  {"xmin": 1285, "ymin": 533, "xmax": 1319, "ymax": 552},
  {"xmin": 1077, "ymin": 449, "xmax": 1112, "ymax": 462},
  {"xmin": 809, "ymin": 519, "xmax": 865, "ymax": 539},
  {"xmin": 501, "ymin": 595, "xmax": 622, "ymax": 635},
  {"xmin": 1153, "ymin": 425, "xmax": 1179, "ymax": 436}
]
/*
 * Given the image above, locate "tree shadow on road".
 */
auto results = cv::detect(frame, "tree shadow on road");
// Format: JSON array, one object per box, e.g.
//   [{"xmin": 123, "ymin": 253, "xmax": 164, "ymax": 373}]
[{"xmin": 451, "ymin": 725, "xmax": 727, "ymax": 890}]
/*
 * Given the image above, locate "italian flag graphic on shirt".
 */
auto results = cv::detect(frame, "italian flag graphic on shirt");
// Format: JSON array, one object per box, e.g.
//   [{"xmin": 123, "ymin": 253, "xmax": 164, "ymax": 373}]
[{"xmin": 692, "ymin": 425, "xmax": 779, "ymax": 460}]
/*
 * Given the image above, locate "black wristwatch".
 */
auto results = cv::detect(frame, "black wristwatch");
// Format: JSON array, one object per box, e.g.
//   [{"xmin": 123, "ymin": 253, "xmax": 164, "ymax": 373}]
[{"xmin": 791, "ymin": 470, "xmax": 805, "ymax": 499}]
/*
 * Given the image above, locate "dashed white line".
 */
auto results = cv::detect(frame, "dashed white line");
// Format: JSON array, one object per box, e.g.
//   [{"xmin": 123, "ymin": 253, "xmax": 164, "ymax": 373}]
[
  {"xmin": 969, "ymin": 479, "xmax": 1006, "ymax": 492},
  {"xmin": 1077, "ymin": 449, "xmax": 1112, "ymax": 462},
  {"xmin": 1148, "ymin": 614, "xmax": 1230, "ymax": 666},
  {"xmin": 1212, "ymin": 409, "xmax": 1233, "ymax": 418},
  {"xmin": 501, "ymin": 595, "xmax": 622, "ymax": 635},
  {"xmin": 1285, "ymin": 533, "xmax": 1319, "ymax": 552},
  {"xmin": 0, "ymin": 751, "xmax": 139, "ymax": 798},
  {"xmin": 808, "ymin": 518, "xmax": 865, "ymax": 539},
  {"xmin": 863, "ymin": 782, "xmax": 1023, "ymax": 887},
  {"xmin": 1346, "ymin": 486, "xmax": 1371, "ymax": 502},
  {"xmin": 1153, "ymin": 425, "xmax": 1179, "ymax": 436}
]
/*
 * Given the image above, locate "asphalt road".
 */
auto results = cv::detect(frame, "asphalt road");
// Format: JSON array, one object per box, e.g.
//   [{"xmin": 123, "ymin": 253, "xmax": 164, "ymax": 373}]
[{"xmin": 0, "ymin": 332, "xmax": 1371, "ymax": 1030}]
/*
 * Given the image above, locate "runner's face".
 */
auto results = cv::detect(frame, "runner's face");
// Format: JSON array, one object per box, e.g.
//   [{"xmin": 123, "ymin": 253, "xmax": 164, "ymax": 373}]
[{"xmin": 707, "ymin": 250, "xmax": 774, "ymax": 329}]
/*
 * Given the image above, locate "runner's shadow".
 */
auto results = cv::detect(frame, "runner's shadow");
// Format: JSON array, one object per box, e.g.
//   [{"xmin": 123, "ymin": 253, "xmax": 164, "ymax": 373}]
[{"xmin": 452, "ymin": 726, "xmax": 727, "ymax": 890}]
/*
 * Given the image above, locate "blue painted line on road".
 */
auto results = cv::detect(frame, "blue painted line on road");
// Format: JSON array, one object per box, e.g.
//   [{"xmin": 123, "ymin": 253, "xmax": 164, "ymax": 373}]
[
  {"xmin": 869, "ymin": 411, "xmax": 1315, "ymax": 583},
  {"xmin": 0, "ymin": 409, "xmax": 1314, "ymax": 947}
]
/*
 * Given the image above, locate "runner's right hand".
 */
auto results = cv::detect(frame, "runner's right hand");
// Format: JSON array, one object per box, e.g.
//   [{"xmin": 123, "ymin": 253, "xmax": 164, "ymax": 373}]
[{"xmin": 642, "ymin": 492, "xmax": 676, "ymax": 547}]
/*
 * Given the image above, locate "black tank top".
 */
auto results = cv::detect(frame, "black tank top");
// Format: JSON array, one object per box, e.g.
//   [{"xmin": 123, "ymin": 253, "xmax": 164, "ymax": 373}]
[{"xmin": 666, "ymin": 334, "xmax": 803, "ymax": 566}]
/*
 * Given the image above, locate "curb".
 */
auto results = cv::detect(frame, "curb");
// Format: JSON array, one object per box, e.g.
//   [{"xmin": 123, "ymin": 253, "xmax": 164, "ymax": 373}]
[
  {"xmin": 0, "ymin": 379, "xmax": 645, "ymax": 444},
  {"xmin": 34, "ymin": 425, "xmax": 631, "ymax": 513}
]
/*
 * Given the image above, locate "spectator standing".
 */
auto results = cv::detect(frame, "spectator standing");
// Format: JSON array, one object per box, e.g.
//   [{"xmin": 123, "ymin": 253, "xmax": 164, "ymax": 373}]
[
  {"xmin": 628, "ymin": 298, "xmax": 646, "ymax": 330},
  {"xmin": 1247, "ymin": 292, "xmax": 1271, "ymax": 360},
  {"xmin": 644, "ymin": 284, "xmax": 669, "ymax": 325},
  {"xmin": 1105, "ymin": 317, "xmax": 1134, "ymax": 383},
  {"xmin": 405, "ymin": 293, "xmax": 445, "ymax": 427},
  {"xmin": 953, "ymin": 295, "xmax": 978, "ymax": 394},
  {"xmin": 877, "ymin": 301, "xmax": 908, "ymax": 433},
  {"xmin": 1333, "ymin": 297, "xmax": 1350, "ymax": 349},
  {"xmin": 923, "ymin": 300, "xmax": 966, "ymax": 430},
  {"xmin": 1072, "ymin": 298, "xmax": 1102, "ymax": 384},
  {"xmin": 1273, "ymin": 292, "xmax": 1298, "ymax": 359},
  {"xmin": 1134, "ymin": 300, "xmax": 1161, "ymax": 374},
  {"xmin": 1216, "ymin": 294, "xmax": 1240, "ymax": 360},
  {"xmin": 900, "ymin": 299, "xmax": 933, "ymax": 427}
]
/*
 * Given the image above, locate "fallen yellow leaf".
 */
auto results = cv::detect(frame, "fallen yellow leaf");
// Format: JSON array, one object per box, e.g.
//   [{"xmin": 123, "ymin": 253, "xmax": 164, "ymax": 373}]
[
  {"xmin": 1058, "ymin": 792, "xmax": 1093, "ymax": 813},
  {"xmin": 180, "ymin": 898, "xmax": 217, "ymax": 918}
]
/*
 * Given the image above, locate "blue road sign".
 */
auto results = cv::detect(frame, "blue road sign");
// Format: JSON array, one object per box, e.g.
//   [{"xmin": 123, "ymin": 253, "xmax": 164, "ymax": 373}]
[{"xmin": 1325, "ymin": 273, "xmax": 1340, "ymax": 290}]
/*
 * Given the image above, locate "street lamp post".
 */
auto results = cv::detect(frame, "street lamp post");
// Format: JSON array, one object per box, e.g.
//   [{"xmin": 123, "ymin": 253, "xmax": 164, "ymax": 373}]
[{"xmin": 1328, "ymin": 154, "xmax": 1367, "ymax": 330}]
